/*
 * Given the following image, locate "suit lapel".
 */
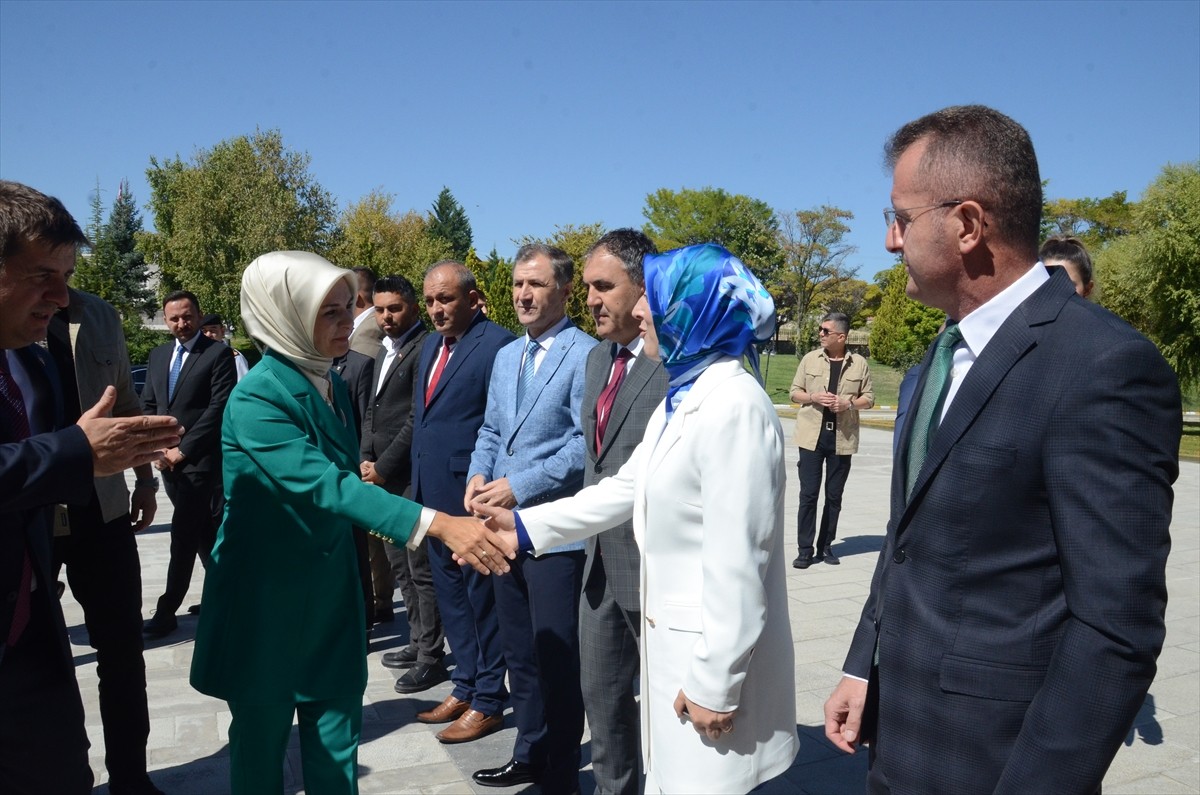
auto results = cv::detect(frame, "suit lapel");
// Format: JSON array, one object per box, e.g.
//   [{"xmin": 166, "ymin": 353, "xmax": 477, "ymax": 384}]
[
  {"xmin": 597, "ymin": 357, "xmax": 661, "ymax": 462},
  {"xmin": 169, "ymin": 334, "xmax": 210, "ymax": 407},
  {"xmin": 898, "ymin": 276, "xmax": 1071, "ymax": 532},
  {"xmin": 514, "ymin": 327, "xmax": 575, "ymax": 428},
  {"xmin": 644, "ymin": 357, "xmax": 737, "ymax": 477},
  {"xmin": 262, "ymin": 352, "xmax": 358, "ymax": 465},
  {"xmin": 427, "ymin": 319, "xmax": 486, "ymax": 408},
  {"xmin": 376, "ymin": 329, "xmax": 425, "ymax": 395}
]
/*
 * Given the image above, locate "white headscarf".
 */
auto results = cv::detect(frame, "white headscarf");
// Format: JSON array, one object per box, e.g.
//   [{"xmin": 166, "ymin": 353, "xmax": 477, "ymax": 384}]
[{"xmin": 240, "ymin": 251, "xmax": 358, "ymax": 379}]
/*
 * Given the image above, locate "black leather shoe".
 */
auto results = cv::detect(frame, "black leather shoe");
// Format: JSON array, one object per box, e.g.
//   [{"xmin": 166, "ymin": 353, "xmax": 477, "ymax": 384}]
[
  {"xmin": 393, "ymin": 661, "xmax": 449, "ymax": 694},
  {"xmin": 792, "ymin": 554, "xmax": 812, "ymax": 570},
  {"xmin": 381, "ymin": 646, "xmax": 419, "ymax": 669},
  {"xmin": 142, "ymin": 613, "xmax": 178, "ymax": 639},
  {"xmin": 822, "ymin": 547, "xmax": 840, "ymax": 565},
  {"xmin": 472, "ymin": 758, "xmax": 541, "ymax": 788},
  {"xmin": 373, "ymin": 607, "xmax": 394, "ymax": 624}
]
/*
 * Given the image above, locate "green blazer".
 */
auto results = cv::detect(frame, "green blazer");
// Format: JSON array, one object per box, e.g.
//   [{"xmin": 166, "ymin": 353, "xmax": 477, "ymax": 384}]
[{"xmin": 190, "ymin": 350, "xmax": 422, "ymax": 704}]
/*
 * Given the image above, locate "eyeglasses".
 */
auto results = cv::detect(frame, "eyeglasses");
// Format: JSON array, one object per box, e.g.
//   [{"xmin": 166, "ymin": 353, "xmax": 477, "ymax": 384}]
[
  {"xmin": 818, "ymin": 327, "xmax": 844, "ymax": 336},
  {"xmin": 883, "ymin": 200, "xmax": 963, "ymax": 234}
]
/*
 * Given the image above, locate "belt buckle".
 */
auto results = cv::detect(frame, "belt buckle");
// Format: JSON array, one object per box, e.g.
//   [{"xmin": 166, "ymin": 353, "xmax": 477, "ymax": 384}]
[{"xmin": 824, "ymin": 421, "xmax": 835, "ymax": 432}]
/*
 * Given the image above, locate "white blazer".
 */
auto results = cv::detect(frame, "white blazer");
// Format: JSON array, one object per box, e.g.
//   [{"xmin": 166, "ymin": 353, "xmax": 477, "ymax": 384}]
[{"xmin": 521, "ymin": 357, "xmax": 799, "ymax": 794}]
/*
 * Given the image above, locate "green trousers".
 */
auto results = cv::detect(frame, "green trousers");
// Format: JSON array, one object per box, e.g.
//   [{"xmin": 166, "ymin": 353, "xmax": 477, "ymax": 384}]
[{"xmin": 227, "ymin": 696, "xmax": 361, "ymax": 794}]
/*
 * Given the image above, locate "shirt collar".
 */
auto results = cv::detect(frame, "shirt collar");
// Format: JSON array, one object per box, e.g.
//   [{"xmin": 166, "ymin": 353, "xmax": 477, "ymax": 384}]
[
  {"xmin": 958, "ymin": 262, "xmax": 1050, "ymax": 358},
  {"xmin": 383, "ymin": 322, "xmax": 421, "ymax": 353},
  {"xmin": 178, "ymin": 331, "xmax": 202, "ymax": 352},
  {"xmin": 525, "ymin": 315, "xmax": 571, "ymax": 349}
]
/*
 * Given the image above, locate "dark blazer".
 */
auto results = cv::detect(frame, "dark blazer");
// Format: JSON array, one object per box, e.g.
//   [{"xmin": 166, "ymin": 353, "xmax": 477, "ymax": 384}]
[
  {"xmin": 1, "ymin": 345, "xmax": 93, "ymax": 668},
  {"xmin": 581, "ymin": 342, "xmax": 667, "ymax": 611},
  {"xmin": 332, "ymin": 349, "xmax": 373, "ymax": 436},
  {"xmin": 141, "ymin": 333, "xmax": 236, "ymax": 475},
  {"xmin": 411, "ymin": 313, "xmax": 515, "ymax": 514},
  {"xmin": 361, "ymin": 325, "xmax": 428, "ymax": 496},
  {"xmin": 845, "ymin": 269, "xmax": 1181, "ymax": 794}
]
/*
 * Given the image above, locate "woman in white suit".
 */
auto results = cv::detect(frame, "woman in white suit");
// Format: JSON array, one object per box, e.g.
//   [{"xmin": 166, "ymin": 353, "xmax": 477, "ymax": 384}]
[{"xmin": 475, "ymin": 244, "xmax": 799, "ymax": 794}]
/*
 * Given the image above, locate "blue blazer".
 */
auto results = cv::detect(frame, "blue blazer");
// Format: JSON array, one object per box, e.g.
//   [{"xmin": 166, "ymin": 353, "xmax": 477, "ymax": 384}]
[
  {"xmin": 846, "ymin": 269, "xmax": 1180, "ymax": 793},
  {"xmin": 469, "ymin": 322, "xmax": 597, "ymax": 551},
  {"xmin": 411, "ymin": 313, "xmax": 515, "ymax": 515}
]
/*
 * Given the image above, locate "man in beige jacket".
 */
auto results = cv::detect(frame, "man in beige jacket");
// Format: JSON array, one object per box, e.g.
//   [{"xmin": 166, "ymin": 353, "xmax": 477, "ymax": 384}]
[{"xmin": 789, "ymin": 311, "xmax": 873, "ymax": 568}]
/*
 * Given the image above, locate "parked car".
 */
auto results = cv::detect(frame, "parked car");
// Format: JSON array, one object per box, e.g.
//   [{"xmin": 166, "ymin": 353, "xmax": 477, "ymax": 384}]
[{"xmin": 131, "ymin": 365, "xmax": 147, "ymax": 396}]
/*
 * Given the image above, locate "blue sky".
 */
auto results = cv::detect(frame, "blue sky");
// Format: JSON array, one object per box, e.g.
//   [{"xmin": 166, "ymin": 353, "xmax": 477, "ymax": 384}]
[{"xmin": 2, "ymin": 0, "xmax": 1197, "ymax": 281}]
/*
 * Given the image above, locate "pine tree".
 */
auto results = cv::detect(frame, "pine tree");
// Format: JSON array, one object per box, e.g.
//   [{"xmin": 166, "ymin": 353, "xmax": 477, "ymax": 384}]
[
  {"xmin": 73, "ymin": 179, "xmax": 155, "ymax": 321},
  {"xmin": 427, "ymin": 187, "xmax": 473, "ymax": 261}
]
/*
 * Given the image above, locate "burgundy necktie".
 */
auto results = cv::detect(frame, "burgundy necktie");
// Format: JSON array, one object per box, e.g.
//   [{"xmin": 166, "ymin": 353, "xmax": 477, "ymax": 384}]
[
  {"xmin": 1, "ymin": 351, "xmax": 34, "ymax": 647},
  {"xmin": 425, "ymin": 337, "xmax": 455, "ymax": 406},
  {"xmin": 595, "ymin": 347, "xmax": 633, "ymax": 451}
]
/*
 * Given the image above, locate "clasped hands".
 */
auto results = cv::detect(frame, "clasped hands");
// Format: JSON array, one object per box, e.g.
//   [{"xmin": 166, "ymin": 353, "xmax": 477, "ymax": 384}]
[{"xmin": 811, "ymin": 389, "xmax": 850, "ymax": 414}]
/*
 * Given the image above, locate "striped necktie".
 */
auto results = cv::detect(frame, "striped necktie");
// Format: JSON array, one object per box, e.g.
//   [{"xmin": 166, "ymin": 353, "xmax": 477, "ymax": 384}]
[{"xmin": 516, "ymin": 339, "xmax": 539, "ymax": 407}]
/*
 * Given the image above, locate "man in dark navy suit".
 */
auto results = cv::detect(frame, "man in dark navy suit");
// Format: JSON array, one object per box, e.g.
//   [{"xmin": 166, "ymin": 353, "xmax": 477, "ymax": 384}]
[
  {"xmin": 0, "ymin": 180, "xmax": 181, "ymax": 795},
  {"xmin": 140, "ymin": 290, "xmax": 235, "ymax": 639},
  {"xmin": 824, "ymin": 106, "xmax": 1180, "ymax": 794},
  {"xmin": 399, "ymin": 261, "xmax": 514, "ymax": 744}
]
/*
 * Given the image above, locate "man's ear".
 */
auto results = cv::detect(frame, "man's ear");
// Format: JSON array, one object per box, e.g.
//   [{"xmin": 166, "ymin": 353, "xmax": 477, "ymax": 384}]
[{"xmin": 955, "ymin": 200, "xmax": 986, "ymax": 255}]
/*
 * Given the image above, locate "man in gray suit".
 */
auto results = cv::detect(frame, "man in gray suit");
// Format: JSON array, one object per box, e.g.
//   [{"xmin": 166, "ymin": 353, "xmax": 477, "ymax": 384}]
[{"xmin": 578, "ymin": 230, "xmax": 666, "ymax": 795}]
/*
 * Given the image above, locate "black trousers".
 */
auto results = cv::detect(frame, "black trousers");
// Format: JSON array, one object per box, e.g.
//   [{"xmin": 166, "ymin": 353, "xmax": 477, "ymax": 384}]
[
  {"xmin": 796, "ymin": 426, "xmax": 853, "ymax": 558},
  {"xmin": 156, "ymin": 470, "xmax": 219, "ymax": 616},
  {"xmin": 0, "ymin": 585, "xmax": 93, "ymax": 795},
  {"xmin": 54, "ymin": 496, "xmax": 151, "ymax": 787},
  {"xmin": 384, "ymin": 539, "xmax": 445, "ymax": 664},
  {"xmin": 493, "ymin": 550, "xmax": 586, "ymax": 794}
]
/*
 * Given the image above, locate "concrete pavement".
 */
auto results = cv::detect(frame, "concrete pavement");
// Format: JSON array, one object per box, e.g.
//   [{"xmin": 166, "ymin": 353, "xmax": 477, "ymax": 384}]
[{"xmin": 62, "ymin": 418, "xmax": 1199, "ymax": 794}]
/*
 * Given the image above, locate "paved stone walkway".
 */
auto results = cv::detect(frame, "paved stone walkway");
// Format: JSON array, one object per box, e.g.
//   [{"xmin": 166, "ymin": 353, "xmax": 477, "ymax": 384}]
[{"xmin": 64, "ymin": 419, "xmax": 1199, "ymax": 794}]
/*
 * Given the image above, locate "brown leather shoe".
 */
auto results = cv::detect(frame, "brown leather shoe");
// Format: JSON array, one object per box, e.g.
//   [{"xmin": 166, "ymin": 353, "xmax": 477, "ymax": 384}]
[
  {"xmin": 436, "ymin": 709, "xmax": 504, "ymax": 744},
  {"xmin": 416, "ymin": 695, "xmax": 470, "ymax": 724}
]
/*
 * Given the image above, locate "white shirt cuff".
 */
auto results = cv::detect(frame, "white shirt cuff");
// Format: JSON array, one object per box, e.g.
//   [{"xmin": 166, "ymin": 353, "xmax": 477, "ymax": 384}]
[
  {"xmin": 842, "ymin": 672, "xmax": 869, "ymax": 683},
  {"xmin": 409, "ymin": 507, "xmax": 436, "ymax": 549}
]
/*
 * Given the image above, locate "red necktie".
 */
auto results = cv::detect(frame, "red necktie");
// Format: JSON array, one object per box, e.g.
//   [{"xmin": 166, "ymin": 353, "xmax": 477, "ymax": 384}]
[
  {"xmin": 425, "ymin": 337, "xmax": 455, "ymax": 406},
  {"xmin": 1, "ymin": 351, "xmax": 34, "ymax": 647},
  {"xmin": 595, "ymin": 348, "xmax": 632, "ymax": 451}
]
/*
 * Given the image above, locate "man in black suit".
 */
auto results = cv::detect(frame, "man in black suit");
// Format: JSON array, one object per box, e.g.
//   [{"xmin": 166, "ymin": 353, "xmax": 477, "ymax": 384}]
[
  {"xmin": 359, "ymin": 275, "xmax": 445, "ymax": 691},
  {"xmin": 404, "ymin": 261, "xmax": 514, "ymax": 745},
  {"xmin": 1, "ymin": 180, "xmax": 181, "ymax": 795},
  {"xmin": 823, "ymin": 105, "xmax": 1181, "ymax": 794},
  {"xmin": 141, "ymin": 290, "xmax": 236, "ymax": 639},
  {"xmin": 578, "ymin": 229, "xmax": 666, "ymax": 795}
]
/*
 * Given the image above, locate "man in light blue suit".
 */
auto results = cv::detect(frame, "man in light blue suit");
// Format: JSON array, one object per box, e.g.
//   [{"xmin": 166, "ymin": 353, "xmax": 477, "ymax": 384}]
[{"xmin": 468, "ymin": 243, "xmax": 597, "ymax": 793}]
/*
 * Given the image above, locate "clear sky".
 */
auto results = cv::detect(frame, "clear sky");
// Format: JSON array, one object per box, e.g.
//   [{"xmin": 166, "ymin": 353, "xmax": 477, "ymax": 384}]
[{"xmin": 2, "ymin": 0, "xmax": 1197, "ymax": 281}]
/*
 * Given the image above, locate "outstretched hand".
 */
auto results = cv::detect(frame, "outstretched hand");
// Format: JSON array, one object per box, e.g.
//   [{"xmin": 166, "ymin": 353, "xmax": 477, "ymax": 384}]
[
  {"xmin": 428, "ymin": 511, "xmax": 516, "ymax": 576},
  {"xmin": 78, "ymin": 387, "xmax": 184, "ymax": 477},
  {"xmin": 471, "ymin": 501, "xmax": 519, "ymax": 556}
]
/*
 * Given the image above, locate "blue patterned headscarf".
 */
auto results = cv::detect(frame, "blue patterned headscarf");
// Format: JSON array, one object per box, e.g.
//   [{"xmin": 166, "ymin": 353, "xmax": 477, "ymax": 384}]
[{"xmin": 643, "ymin": 243, "xmax": 776, "ymax": 416}]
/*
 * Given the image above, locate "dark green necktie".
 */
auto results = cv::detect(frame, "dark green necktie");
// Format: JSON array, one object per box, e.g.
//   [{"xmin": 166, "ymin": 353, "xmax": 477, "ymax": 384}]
[{"xmin": 905, "ymin": 323, "xmax": 963, "ymax": 499}]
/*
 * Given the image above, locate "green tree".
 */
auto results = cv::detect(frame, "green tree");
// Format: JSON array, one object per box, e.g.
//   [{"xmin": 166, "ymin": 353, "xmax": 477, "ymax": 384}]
[
  {"xmin": 1097, "ymin": 162, "xmax": 1200, "ymax": 387},
  {"xmin": 868, "ymin": 259, "xmax": 945, "ymax": 369},
  {"xmin": 73, "ymin": 179, "xmax": 156, "ymax": 335},
  {"xmin": 329, "ymin": 189, "xmax": 453, "ymax": 286},
  {"xmin": 139, "ymin": 128, "xmax": 338, "ymax": 325},
  {"xmin": 773, "ymin": 206, "xmax": 856, "ymax": 337},
  {"xmin": 641, "ymin": 187, "xmax": 781, "ymax": 281},
  {"xmin": 428, "ymin": 187, "xmax": 474, "ymax": 261},
  {"xmin": 1042, "ymin": 190, "xmax": 1135, "ymax": 251},
  {"xmin": 513, "ymin": 222, "xmax": 606, "ymax": 334}
]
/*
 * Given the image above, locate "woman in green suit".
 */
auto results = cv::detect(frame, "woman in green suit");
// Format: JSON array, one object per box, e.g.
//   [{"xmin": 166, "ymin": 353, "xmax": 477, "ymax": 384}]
[{"xmin": 190, "ymin": 251, "xmax": 511, "ymax": 795}]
